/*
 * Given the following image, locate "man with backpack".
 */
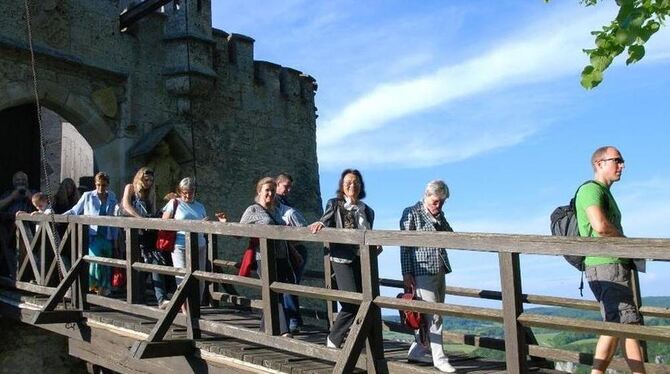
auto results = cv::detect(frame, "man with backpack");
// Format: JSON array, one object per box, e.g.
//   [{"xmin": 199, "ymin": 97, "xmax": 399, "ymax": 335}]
[{"xmin": 576, "ymin": 146, "xmax": 645, "ymax": 374}]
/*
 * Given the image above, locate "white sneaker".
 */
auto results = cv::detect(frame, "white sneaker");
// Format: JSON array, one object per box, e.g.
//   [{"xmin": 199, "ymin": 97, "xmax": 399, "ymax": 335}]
[
  {"xmin": 326, "ymin": 336, "xmax": 337, "ymax": 348},
  {"xmin": 407, "ymin": 351, "xmax": 432, "ymax": 364},
  {"xmin": 434, "ymin": 359, "xmax": 456, "ymax": 373},
  {"xmin": 407, "ymin": 342, "xmax": 432, "ymax": 363}
]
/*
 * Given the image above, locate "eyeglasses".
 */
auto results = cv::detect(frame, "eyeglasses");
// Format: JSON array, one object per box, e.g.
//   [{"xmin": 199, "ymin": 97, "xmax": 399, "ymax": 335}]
[
  {"xmin": 599, "ymin": 157, "xmax": 625, "ymax": 165},
  {"xmin": 343, "ymin": 181, "xmax": 360, "ymax": 187}
]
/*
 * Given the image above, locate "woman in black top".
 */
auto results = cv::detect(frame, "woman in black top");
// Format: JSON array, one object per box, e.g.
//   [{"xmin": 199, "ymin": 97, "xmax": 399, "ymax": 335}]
[{"xmin": 309, "ymin": 168, "xmax": 376, "ymax": 348}]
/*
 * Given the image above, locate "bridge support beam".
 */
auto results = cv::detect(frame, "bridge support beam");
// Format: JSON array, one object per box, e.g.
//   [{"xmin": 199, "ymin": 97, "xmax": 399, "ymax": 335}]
[
  {"xmin": 31, "ymin": 310, "xmax": 83, "ymax": 325},
  {"xmin": 129, "ymin": 340, "xmax": 194, "ymax": 359},
  {"xmin": 499, "ymin": 252, "xmax": 528, "ymax": 373}
]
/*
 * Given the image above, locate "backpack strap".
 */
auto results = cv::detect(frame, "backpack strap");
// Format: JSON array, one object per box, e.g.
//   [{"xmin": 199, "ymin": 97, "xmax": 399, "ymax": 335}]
[{"xmin": 572, "ymin": 180, "xmax": 608, "ymax": 213}]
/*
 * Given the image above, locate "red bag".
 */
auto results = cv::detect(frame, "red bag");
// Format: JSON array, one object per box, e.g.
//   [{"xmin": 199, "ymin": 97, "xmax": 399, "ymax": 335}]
[
  {"xmin": 112, "ymin": 267, "xmax": 125, "ymax": 288},
  {"xmin": 397, "ymin": 291, "xmax": 422, "ymax": 330},
  {"xmin": 155, "ymin": 199, "xmax": 178, "ymax": 252},
  {"xmin": 237, "ymin": 238, "xmax": 259, "ymax": 277}
]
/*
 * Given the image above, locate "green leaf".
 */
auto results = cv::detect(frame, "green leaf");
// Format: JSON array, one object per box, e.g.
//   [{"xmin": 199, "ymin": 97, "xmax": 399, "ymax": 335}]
[
  {"xmin": 615, "ymin": 28, "xmax": 631, "ymax": 44},
  {"xmin": 626, "ymin": 44, "xmax": 646, "ymax": 64},
  {"xmin": 590, "ymin": 53, "xmax": 613, "ymax": 70},
  {"xmin": 580, "ymin": 65, "xmax": 603, "ymax": 89}
]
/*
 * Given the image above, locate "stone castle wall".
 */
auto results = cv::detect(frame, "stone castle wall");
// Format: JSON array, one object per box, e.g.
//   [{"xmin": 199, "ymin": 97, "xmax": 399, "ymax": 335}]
[{"xmin": 0, "ymin": 0, "xmax": 323, "ymax": 266}]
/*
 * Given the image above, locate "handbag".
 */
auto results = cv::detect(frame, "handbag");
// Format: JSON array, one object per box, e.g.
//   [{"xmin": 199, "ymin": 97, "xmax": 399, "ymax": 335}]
[
  {"xmin": 397, "ymin": 286, "xmax": 429, "ymax": 347},
  {"xmin": 155, "ymin": 199, "xmax": 178, "ymax": 252},
  {"xmin": 112, "ymin": 267, "xmax": 125, "ymax": 288},
  {"xmin": 237, "ymin": 238, "xmax": 259, "ymax": 277},
  {"xmin": 397, "ymin": 289, "xmax": 422, "ymax": 330}
]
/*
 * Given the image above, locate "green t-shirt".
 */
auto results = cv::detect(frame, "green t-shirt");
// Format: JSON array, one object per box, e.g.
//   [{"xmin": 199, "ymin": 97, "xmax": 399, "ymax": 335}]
[{"xmin": 575, "ymin": 181, "xmax": 627, "ymax": 267}]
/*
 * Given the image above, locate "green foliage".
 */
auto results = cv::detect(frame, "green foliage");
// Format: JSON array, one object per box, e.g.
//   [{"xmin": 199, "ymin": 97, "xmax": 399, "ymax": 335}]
[{"xmin": 547, "ymin": 0, "xmax": 669, "ymax": 89}]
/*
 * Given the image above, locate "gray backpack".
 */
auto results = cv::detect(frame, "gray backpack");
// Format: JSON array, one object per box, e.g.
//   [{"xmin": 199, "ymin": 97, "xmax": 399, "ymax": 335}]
[{"xmin": 550, "ymin": 181, "xmax": 604, "ymax": 271}]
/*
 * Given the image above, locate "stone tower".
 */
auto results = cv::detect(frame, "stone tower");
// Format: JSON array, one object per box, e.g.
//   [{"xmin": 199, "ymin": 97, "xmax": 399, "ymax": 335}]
[{"xmin": 0, "ymin": 0, "xmax": 322, "ymax": 255}]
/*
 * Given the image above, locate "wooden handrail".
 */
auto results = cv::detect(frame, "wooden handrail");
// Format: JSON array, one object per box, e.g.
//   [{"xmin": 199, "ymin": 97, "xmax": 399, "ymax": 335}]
[{"xmin": 6, "ymin": 213, "xmax": 670, "ymax": 372}]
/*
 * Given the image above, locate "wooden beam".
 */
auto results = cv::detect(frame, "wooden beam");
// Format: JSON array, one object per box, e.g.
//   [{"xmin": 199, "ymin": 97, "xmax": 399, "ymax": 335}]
[
  {"xmin": 31, "ymin": 310, "xmax": 82, "ymax": 324},
  {"xmin": 119, "ymin": 0, "xmax": 173, "ymax": 31},
  {"xmin": 125, "ymin": 228, "xmax": 143, "ymax": 304},
  {"xmin": 38, "ymin": 257, "xmax": 83, "ymax": 312},
  {"xmin": 359, "ymin": 237, "xmax": 385, "ymax": 373},
  {"xmin": 374, "ymin": 296, "xmax": 502, "ymax": 321},
  {"xmin": 259, "ymin": 238, "xmax": 279, "ymax": 335},
  {"xmin": 518, "ymin": 313, "xmax": 670, "ymax": 342},
  {"xmin": 129, "ymin": 340, "xmax": 194, "ymax": 359},
  {"xmin": 185, "ymin": 232, "xmax": 201, "ymax": 340},
  {"xmin": 143, "ymin": 273, "xmax": 195, "ymax": 344},
  {"xmin": 498, "ymin": 252, "xmax": 527, "ymax": 373},
  {"xmin": 269, "ymin": 281, "xmax": 362, "ymax": 304},
  {"xmin": 324, "ymin": 243, "xmax": 336, "ymax": 329},
  {"xmin": 333, "ymin": 301, "xmax": 374, "ymax": 373}
]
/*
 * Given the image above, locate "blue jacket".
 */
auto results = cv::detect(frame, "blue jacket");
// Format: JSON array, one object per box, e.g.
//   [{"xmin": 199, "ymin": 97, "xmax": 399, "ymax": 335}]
[{"xmin": 63, "ymin": 190, "xmax": 118, "ymax": 241}]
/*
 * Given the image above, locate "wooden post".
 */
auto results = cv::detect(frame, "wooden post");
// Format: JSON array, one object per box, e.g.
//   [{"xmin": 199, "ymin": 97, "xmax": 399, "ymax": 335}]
[
  {"xmin": 324, "ymin": 242, "xmax": 336, "ymax": 328},
  {"xmin": 630, "ymin": 267, "xmax": 648, "ymax": 362},
  {"xmin": 259, "ymin": 237, "xmax": 280, "ymax": 335},
  {"xmin": 185, "ymin": 232, "xmax": 201, "ymax": 339},
  {"xmin": 358, "ymin": 237, "xmax": 385, "ymax": 373},
  {"xmin": 39, "ymin": 223, "xmax": 46, "ymax": 285},
  {"xmin": 498, "ymin": 252, "xmax": 527, "ymax": 373},
  {"xmin": 126, "ymin": 228, "xmax": 143, "ymax": 304},
  {"xmin": 207, "ymin": 233, "xmax": 217, "ymax": 307},
  {"xmin": 75, "ymin": 224, "xmax": 89, "ymax": 310}
]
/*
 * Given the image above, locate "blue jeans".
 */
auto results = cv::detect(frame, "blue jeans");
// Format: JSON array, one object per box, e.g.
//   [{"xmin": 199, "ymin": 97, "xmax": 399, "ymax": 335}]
[
  {"xmin": 142, "ymin": 245, "xmax": 168, "ymax": 304},
  {"xmin": 284, "ymin": 245, "xmax": 308, "ymax": 329}
]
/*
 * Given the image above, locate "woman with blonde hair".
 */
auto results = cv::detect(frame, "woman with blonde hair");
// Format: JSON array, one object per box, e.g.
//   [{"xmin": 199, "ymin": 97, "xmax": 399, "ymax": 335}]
[
  {"xmin": 240, "ymin": 177, "xmax": 298, "ymax": 337},
  {"xmin": 121, "ymin": 167, "xmax": 169, "ymax": 308}
]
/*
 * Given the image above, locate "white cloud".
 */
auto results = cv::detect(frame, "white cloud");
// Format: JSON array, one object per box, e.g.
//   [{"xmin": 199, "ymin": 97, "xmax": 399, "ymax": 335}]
[
  {"xmin": 317, "ymin": 7, "xmax": 608, "ymax": 146},
  {"xmin": 316, "ymin": 4, "xmax": 670, "ymax": 170}
]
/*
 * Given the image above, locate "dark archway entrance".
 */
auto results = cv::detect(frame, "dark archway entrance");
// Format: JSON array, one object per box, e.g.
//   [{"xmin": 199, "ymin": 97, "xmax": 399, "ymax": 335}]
[{"xmin": 0, "ymin": 104, "xmax": 41, "ymax": 192}]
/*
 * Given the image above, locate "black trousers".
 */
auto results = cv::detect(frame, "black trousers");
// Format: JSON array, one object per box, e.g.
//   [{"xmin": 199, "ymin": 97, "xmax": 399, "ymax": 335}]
[{"xmin": 329, "ymin": 257, "xmax": 362, "ymax": 347}]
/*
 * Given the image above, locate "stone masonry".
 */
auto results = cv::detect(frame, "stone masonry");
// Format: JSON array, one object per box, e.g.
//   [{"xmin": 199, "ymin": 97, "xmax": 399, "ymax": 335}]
[{"xmin": 0, "ymin": 0, "xmax": 323, "ymax": 261}]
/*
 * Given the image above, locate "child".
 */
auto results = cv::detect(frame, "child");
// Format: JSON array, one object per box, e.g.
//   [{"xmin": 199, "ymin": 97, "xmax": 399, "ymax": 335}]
[{"xmin": 31, "ymin": 192, "xmax": 53, "ymax": 215}]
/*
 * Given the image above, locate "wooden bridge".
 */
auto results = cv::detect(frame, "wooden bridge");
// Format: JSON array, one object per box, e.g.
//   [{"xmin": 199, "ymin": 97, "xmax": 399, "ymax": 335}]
[{"xmin": 1, "ymin": 213, "xmax": 669, "ymax": 373}]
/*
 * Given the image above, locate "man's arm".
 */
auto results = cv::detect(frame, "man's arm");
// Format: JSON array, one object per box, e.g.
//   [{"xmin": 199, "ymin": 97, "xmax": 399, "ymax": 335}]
[
  {"xmin": 399, "ymin": 208, "xmax": 416, "ymax": 291},
  {"xmin": 121, "ymin": 184, "xmax": 142, "ymax": 218},
  {"xmin": 585, "ymin": 205, "xmax": 622, "ymax": 237},
  {"xmin": 0, "ymin": 190, "xmax": 19, "ymax": 211}
]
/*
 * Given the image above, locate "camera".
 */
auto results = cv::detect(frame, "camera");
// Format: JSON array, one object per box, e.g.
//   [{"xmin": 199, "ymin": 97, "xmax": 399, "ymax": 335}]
[{"xmin": 17, "ymin": 188, "xmax": 26, "ymax": 196}]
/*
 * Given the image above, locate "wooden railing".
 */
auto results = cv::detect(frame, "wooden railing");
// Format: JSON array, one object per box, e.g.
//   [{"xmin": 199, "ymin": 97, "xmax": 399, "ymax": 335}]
[{"xmin": 2, "ymin": 213, "xmax": 670, "ymax": 373}]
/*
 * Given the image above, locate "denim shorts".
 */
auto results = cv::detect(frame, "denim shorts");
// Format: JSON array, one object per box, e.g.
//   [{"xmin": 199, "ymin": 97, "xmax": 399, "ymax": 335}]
[{"xmin": 585, "ymin": 263, "xmax": 641, "ymax": 324}]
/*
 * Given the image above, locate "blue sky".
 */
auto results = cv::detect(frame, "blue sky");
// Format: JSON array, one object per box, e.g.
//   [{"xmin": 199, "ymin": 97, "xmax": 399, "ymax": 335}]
[{"xmin": 212, "ymin": 1, "xmax": 670, "ymax": 306}]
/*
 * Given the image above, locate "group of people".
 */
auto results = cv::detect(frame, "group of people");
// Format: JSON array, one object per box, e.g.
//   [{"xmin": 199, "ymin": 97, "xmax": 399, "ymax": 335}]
[{"xmin": 0, "ymin": 144, "xmax": 645, "ymax": 374}]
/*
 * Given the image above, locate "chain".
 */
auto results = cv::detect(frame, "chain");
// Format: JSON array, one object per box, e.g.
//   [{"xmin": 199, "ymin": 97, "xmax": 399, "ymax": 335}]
[{"xmin": 23, "ymin": 0, "xmax": 67, "ymax": 306}]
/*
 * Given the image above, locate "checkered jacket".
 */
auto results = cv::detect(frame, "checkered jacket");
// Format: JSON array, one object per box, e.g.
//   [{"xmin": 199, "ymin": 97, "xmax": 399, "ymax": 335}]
[{"xmin": 400, "ymin": 201, "xmax": 452, "ymax": 276}]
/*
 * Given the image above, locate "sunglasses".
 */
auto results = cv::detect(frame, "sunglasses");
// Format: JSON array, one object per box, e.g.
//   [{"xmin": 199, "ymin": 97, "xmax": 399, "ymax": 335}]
[
  {"xmin": 143, "ymin": 170, "xmax": 154, "ymax": 176},
  {"xmin": 599, "ymin": 157, "xmax": 625, "ymax": 165}
]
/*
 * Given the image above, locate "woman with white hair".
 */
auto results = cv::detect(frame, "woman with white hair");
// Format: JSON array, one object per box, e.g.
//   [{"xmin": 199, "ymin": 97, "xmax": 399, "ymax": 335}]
[
  {"xmin": 399, "ymin": 180, "xmax": 455, "ymax": 373},
  {"xmin": 161, "ymin": 177, "xmax": 208, "ymax": 303}
]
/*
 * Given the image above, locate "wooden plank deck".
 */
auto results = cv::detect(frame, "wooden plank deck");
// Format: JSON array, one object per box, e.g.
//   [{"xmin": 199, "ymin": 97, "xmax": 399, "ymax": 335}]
[{"xmin": 0, "ymin": 288, "xmax": 562, "ymax": 373}]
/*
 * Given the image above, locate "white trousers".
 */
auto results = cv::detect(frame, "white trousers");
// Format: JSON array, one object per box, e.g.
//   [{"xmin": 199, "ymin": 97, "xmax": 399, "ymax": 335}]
[
  {"xmin": 408, "ymin": 269, "xmax": 447, "ymax": 364},
  {"xmin": 172, "ymin": 244, "xmax": 207, "ymax": 301}
]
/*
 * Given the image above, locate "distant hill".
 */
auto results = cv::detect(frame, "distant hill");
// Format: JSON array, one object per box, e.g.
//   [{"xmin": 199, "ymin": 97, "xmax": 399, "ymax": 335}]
[{"xmin": 525, "ymin": 296, "xmax": 670, "ymax": 319}]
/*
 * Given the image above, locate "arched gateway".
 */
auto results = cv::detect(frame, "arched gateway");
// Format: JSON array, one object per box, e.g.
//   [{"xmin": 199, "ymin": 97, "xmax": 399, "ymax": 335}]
[{"xmin": 0, "ymin": 0, "xmax": 322, "ymax": 222}]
